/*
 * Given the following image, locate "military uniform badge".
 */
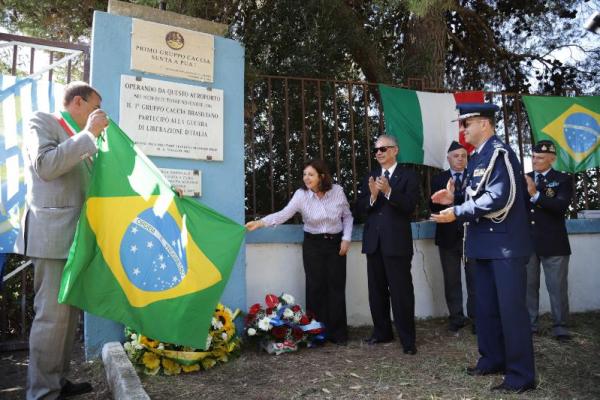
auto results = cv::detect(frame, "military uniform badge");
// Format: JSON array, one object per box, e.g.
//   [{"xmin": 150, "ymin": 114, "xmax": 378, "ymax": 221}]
[
  {"xmin": 473, "ymin": 168, "xmax": 485, "ymax": 177},
  {"xmin": 545, "ymin": 187, "xmax": 556, "ymax": 197}
]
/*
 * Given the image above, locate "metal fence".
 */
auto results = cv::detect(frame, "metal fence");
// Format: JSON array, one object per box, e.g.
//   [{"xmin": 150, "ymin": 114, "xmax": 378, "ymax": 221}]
[
  {"xmin": 0, "ymin": 33, "xmax": 90, "ymax": 350},
  {"xmin": 244, "ymin": 75, "xmax": 599, "ymax": 220},
  {"xmin": 1, "ymin": 33, "xmax": 598, "ymax": 348}
]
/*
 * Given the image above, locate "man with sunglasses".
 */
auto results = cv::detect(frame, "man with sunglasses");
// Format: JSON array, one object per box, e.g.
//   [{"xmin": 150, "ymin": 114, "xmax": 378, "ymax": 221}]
[
  {"xmin": 431, "ymin": 103, "xmax": 535, "ymax": 394},
  {"xmin": 15, "ymin": 81, "xmax": 108, "ymax": 399},
  {"xmin": 356, "ymin": 135, "xmax": 420, "ymax": 355}
]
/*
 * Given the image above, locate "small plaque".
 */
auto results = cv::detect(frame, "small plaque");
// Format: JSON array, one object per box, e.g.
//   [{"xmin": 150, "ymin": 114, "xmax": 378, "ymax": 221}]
[
  {"xmin": 131, "ymin": 18, "xmax": 214, "ymax": 82},
  {"xmin": 159, "ymin": 168, "xmax": 202, "ymax": 197}
]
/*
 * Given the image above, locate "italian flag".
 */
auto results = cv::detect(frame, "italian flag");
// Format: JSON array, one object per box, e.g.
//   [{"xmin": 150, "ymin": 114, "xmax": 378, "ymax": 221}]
[{"xmin": 379, "ymin": 84, "xmax": 484, "ymax": 169}]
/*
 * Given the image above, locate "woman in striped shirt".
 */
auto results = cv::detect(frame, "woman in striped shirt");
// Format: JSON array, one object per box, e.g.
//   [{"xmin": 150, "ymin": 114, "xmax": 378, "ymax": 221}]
[{"xmin": 245, "ymin": 159, "xmax": 353, "ymax": 345}]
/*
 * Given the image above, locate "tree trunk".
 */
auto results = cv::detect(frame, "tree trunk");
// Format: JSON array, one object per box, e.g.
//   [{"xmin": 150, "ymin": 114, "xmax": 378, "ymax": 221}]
[
  {"xmin": 402, "ymin": 7, "xmax": 447, "ymax": 89},
  {"xmin": 328, "ymin": 0, "xmax": 394, "ymax": 84}
]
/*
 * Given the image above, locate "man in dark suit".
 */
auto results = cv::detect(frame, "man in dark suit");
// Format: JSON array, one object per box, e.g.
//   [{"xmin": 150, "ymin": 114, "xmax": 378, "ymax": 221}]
[
  {"xmin": 431, "ymin": 103, "xmax": 535, "ymax": 394},
  {"xmin": 524, "ymin": 140, "xmax": 573, "ymax": 342},
  {"xmin": 356, "ymin": 134, "xmax": 420, "ymax": 355},
  {"xmin": 430, "ymin": 141, "xmax": 476, "ymax": 333}
]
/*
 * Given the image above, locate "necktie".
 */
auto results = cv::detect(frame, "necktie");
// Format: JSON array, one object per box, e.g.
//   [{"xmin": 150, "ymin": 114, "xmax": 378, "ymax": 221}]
[
  {"xmin": 535, "ymin": 173, "xmax": 542, "ymax": 188},
  {"xmin": 384, "ymin": 170, "xmax": 390, "ymax": 180},
  {"xmin": 454, "ymin": 172, "xmax": 462, "ymax": 194}
]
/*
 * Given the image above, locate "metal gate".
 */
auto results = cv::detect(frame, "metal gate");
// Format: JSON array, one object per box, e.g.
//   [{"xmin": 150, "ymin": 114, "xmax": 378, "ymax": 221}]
[{"xmin": 0, "ymin": 33, "xmax": 89, "ymax": 351}]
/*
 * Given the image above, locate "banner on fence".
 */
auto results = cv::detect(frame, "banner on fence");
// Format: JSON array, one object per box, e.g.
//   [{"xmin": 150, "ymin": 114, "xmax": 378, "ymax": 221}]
[
  {"xmin": 0, "ymin": 75, "xmax": 64, "ymax": 253},
  {"xmin": 379, "ymin": 85, "xmax": 484, "ymax": 169}
]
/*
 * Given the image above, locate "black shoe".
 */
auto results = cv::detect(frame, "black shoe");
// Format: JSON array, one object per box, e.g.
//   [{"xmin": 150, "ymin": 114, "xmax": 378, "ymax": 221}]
[
  {"xmin": 403, "ymin": 346, "xmax": 417, "ymax": 355},
  {"xmin": 555, "ymin": 334, "xmax": 571, "ymax": 343},
  {"xmin": 59, "ymin": 381, "xmax": 93, "ymax": 398},
  {"xmin": 363, "ymin": 336, "xmax": 393, "ymax": 345},
  {"xmin": 491, "ymin": 382, "xmax": 535, "ymax": 394},
  {"xmin": 466, "ymin": 366, "xmax": 504, "ymax": 376}
]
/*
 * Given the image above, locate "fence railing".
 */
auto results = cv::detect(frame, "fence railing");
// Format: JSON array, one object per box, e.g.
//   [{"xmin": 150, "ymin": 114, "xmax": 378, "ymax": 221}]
[
  {"xmin": 0, "ymin": 33, "xmax": 90, "ymax": 350},
  {"xmin": 244, "ymin": 75, "xmax": 599, "ymax": 220}
]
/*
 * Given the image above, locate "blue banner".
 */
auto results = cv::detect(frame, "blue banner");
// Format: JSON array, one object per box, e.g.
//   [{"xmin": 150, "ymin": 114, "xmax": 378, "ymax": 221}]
[{"xmin": 0, "ymin": 75, "xmax": 63, "ymax": 253}]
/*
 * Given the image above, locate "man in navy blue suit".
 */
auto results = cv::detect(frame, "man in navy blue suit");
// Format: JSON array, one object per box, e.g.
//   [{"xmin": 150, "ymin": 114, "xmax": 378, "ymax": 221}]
[
  {"xmin": 431, "ymin": 103, "xmax": 535, "ymax": 393},
  {"xmin": 356, "ymin": 134, "xmax": 420, "ymax": 355},
  {"xmin": 430, "ymin": 141, "xmax": 476, "ymax": 333},
  {"xmin": 525, "ymin": 140, "xmax": 573, "ymax": 342}
]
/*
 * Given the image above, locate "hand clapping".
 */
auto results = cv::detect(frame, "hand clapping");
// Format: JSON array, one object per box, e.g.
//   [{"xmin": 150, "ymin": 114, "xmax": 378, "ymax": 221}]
[
  {"xmin": 525, "ymin": 175, "xmax": 537, "ymax": 197},
  {"xmin": 431, "ymin": 177, "xmax": 456, "ymax": 206}
]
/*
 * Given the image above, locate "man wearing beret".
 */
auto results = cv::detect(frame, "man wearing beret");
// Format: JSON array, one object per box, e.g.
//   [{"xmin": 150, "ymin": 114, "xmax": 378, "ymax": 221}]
[
  {"xmin": 431, "ymin": 103, "xmax": 535, "ymax": 393},
  {"xmin": 524, "ymin": 140, "xmax": 573, "ymax": 342},
  {"xmin": 429, "ymin": 141, "xmax": 476, "ymax": 333}
]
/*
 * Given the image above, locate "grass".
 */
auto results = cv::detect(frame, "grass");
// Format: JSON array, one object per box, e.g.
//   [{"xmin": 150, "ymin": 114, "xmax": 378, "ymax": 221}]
[
  {"xmin": 1, "ymin": 312, "xmax": 599, "ymax": 399},
  {"xmin": 139, "ymin": 312, "xmax": 600, "ymax": 400}
]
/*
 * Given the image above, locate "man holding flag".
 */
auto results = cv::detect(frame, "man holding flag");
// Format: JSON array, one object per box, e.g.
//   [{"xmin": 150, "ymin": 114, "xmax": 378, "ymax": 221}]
[{"xmin": 15, "ymin": 82, "xmax": 108, "ymax": 400}]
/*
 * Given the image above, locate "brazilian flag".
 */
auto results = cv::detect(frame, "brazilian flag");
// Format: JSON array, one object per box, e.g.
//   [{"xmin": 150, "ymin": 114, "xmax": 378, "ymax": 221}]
[
  {"xmin": 523, "ymin": 95, "xmax": 600, "ymax": 173},
  {"xmin": 58, "ymin": 121, "xmax": 245, "ymax": 349}
]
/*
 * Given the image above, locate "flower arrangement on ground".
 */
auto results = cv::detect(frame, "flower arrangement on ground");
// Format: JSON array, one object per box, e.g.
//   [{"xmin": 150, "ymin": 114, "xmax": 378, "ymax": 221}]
[
  {"xmin": 244, "ymin": 293, "xmax": 325, "ymax": 354},
  {"xmin": 124, "ymin": 303, "xmax": 241, "ymax": 375}
]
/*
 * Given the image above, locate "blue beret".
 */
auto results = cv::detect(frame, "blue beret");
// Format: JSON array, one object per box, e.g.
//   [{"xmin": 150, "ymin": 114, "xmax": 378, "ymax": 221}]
[
  {"xmin": 456, "ymin": 103, "xmax": 500, "ymax": 121},
  {"xmin": 447, "ymin": 141, "xmax": 465, "ymax": 153},
  {"xmin": 532, "ymin": 140, "xmax": 556, "ymax": 154}
]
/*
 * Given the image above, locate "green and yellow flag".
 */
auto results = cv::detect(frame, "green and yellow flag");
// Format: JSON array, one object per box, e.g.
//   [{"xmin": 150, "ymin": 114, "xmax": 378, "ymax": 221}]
[
  {"xmin": 523, "ymin": 95, "xmax": 600, "ymax": 173},
  {"xmin": 58, "ymin": 121, "xmax": 245, "ymax": 349}
]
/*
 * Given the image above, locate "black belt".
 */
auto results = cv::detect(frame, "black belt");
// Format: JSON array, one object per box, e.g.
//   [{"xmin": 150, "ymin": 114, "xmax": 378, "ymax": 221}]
[{"xmin": 304, "ymin": 232, "xmax": 343, "ymax": 240}]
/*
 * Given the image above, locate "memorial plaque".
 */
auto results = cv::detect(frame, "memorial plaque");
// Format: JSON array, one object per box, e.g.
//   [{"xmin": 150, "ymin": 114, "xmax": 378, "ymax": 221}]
[
  {"xmin": 119, "ymin": 75, "xmax": 224, "ymax": 160},
  {"xmin": 131, "ymin": 18, "xmax": 214, "ymax": 82},
  {"xmin": 159, "ymin": 168, "xmax": 202, "ymax": 197}
]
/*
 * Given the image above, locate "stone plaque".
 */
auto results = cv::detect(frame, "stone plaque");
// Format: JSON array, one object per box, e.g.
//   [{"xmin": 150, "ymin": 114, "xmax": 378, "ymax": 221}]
[
  {"xmin": 131, "ymin": 18, "xmax": 214, "ymax": 82},
  {"xmin": 119, "ymin": 75, "xmax": 224, "ymax": 160}
]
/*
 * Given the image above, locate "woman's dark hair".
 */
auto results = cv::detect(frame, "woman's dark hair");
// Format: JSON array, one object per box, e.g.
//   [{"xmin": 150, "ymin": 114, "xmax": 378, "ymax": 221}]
[{"xmin": 302, "ymin": 159, "xmax": 333, "ymax": 192}]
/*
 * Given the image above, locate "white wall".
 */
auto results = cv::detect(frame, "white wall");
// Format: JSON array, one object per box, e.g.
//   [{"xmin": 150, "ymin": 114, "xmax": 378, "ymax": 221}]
[{"xmin": 246, "ymin": 234, "xmax": 600, "ymax": 326}]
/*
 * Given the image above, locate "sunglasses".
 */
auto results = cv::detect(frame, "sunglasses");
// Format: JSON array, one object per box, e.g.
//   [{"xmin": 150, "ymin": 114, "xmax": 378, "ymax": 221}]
[{"xmin": 374, "ymin": 145, "xmax": 396, "ymax": 153}]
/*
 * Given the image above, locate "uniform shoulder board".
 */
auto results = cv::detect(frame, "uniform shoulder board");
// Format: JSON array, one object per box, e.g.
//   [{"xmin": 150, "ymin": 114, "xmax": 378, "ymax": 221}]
[{"xmin": 492, "ymin": 140, "xmax": 504, "ymax": 149}]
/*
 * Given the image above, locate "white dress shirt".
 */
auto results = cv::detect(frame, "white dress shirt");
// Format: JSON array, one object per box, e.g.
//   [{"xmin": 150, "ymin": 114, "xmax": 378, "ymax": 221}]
[{"xmin": 261, "ymin": 184, "xmax": 353, "ymax": 241}]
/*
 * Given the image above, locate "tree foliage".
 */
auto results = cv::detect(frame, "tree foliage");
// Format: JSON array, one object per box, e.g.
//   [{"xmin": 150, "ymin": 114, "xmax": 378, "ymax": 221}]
[
  {"xmin": 2, "ymin": 1, "xmax": 597, "ymax": 92},
  {"xmin": 1, "ymin": 0, "xmax": 598, "ymax": 216}
]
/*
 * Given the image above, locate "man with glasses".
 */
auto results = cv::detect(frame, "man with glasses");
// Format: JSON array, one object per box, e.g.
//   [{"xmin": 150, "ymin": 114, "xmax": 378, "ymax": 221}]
[
  {"xmin": 431, "ymin": 103, "xmax": 535, "ymax": 394},
  {"xmin": 15, "ymin": 81, "xmax": 108, "ymax": 400},
  {"xmin": 356, "ymin": 134, "xmax": 420, "ymax": 355}
]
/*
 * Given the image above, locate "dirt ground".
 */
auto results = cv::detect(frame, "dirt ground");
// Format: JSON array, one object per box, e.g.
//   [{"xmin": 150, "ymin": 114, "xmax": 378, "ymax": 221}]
[{"xmin": 1, "ymin": 312, "xmax": 599, "ymax": 400}]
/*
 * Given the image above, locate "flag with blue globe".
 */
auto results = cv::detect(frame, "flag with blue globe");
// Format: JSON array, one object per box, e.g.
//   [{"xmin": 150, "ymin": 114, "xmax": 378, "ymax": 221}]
[
  {"xmin": 58, "ymin": 120, "xmax": 245, "ymax": 348},
  {"xmin": 120, "ymin": 209, "xmax": 188, "ymax": 292},
  {"xmin": 523, "ymin": 96, "xmax": 600, "ymax": 173}
]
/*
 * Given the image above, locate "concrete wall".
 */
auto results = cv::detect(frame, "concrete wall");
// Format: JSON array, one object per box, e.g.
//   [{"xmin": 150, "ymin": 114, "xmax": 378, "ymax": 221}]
[
  {"xmin": 86, "ymin": 10, "xmax": 245, "ymax": 358},
  {"xmin": 246, "ymin": 221, "xmax": 600, "ymax": 326}
]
